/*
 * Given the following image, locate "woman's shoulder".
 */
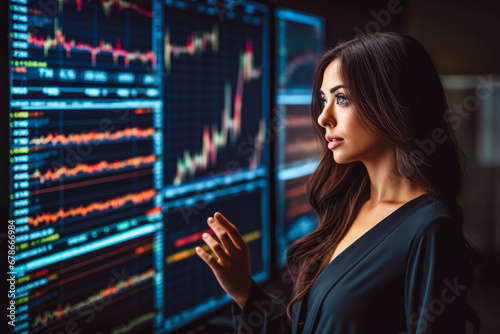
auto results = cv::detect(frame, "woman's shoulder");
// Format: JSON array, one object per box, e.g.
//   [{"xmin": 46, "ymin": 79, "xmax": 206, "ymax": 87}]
[
  {"xmin": 398, "ymin": 194, "xmax": 465, "ymax": 250},
  {"xmin": 403, "ymin": 194, "xmax": 468, "ymax": 252},
  {"xmin": 405, "ymin": 194, "xmax": 459, "ymax": 231}
]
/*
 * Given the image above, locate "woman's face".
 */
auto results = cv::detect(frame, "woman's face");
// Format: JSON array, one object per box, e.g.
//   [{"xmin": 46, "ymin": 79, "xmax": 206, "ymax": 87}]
[{"xmin": 318, "ymin": 59, "xmax": 391, "ymax": 164}]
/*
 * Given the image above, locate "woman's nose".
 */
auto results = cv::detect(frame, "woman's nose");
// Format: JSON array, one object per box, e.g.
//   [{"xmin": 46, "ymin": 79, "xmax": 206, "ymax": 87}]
[{"xmin": 317, "ymin": 107, "xmax": 335, "ymax": 128}]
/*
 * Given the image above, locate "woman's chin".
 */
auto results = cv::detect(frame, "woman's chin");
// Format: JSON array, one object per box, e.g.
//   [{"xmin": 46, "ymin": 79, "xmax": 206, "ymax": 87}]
[{"xmin": 332, "ymin": 154, "xmax": 348, "ymax": 164}]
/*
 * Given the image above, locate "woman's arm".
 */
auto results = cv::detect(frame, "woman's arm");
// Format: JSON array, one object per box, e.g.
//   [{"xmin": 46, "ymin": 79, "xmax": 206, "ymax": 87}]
[
  {"xmin": 404, "ymin": 217, "xmax": 474, "ymax": 334},
  {"xmin": 231, "ymin": 279, "xmax": 292, "ymax": 334}
]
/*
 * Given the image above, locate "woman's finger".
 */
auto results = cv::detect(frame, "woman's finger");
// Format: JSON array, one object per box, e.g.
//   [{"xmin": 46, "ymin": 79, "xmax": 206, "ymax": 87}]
[
  {"xmin": 202, "ymin": 232, "xmax": 230, "ymax": 265},
  {"xmin": 195, "ymin": 246, "xmax": 219, "ymax": 271},
  {"xmin": 213, "ymin": 212, "xmax": 247, "ymax": 250},
  {"xmin": 207, "ymin": 217, "xmax": 238, "ymax": 254}
]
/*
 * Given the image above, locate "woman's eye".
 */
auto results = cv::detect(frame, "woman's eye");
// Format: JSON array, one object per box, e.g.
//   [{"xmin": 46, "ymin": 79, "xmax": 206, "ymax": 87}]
[
  {"xmin": 321, "ymin": 95, "xmax": 347, "ymax": 107},
  {"xmin": 336, "ymin": 95, "xmax": 348, "ymax": 105}
]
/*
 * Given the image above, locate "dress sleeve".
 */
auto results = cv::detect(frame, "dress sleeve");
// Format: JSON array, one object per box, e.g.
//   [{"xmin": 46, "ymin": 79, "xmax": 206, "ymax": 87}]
[
  {"xmin": 404, "ymin": 217, "xmax": 473, "ymax": 334},
  {"xmin": 231, "ymin": 279, "xmax": 292, "ymax": 334}
]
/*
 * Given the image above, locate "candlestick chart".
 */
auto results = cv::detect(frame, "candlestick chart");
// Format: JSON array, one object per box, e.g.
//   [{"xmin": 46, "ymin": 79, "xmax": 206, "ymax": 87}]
[{"xmin": 163, "ymin": 5, "xmax": 268, "ymax": 188}]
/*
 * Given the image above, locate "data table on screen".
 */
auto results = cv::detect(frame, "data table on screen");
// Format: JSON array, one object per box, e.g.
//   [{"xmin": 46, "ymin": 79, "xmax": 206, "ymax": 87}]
[
  {"xmin": 9, "ymin": 0, "xmax": 164, "ymax": 332},
  {"xmin": 8, "ymin": 0, "xmax": 272, "ymax": 333}
]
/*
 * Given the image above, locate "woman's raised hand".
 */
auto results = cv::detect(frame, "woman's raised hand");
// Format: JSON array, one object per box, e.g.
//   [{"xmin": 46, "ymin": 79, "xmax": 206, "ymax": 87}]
[{"xmin": 195, "ymin": 212, "xmax": 253, "ymax": 310}]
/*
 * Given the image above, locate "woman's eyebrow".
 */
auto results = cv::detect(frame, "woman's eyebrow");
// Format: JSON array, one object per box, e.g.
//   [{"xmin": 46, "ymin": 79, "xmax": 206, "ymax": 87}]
[{"xmin": 320, "ymin": 85, "xmax": 345, "ymax": 95}]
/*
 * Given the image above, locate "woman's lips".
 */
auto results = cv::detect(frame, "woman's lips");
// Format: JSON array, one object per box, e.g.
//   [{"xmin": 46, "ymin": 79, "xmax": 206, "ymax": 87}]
[{"xmin": 328, "ymin": 139, "xmax": 344, "ymax": 149}]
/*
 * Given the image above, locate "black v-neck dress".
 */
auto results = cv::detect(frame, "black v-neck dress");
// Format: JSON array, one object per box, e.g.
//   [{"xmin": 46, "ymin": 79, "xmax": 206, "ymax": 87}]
[{"xmin": 231, "ymin": 193, "xmax": 473, "ymax": 334}]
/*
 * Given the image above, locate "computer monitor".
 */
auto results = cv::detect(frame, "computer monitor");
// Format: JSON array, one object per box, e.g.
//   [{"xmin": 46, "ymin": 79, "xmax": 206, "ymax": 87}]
[
  {"xmin": 161, "ymin": 0, "xmax": 270, "ymax": 331},
  {"xmin": 274, "ymin": 8, "xmax": 325, "ymax": 267},
  {"xmin": 7, "ymin": 0, "xmax": 270, "ymax": 332}
]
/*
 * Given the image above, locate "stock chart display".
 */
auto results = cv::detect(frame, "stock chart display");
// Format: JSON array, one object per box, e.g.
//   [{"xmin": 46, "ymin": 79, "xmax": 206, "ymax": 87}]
[
  {"xmin": 161, "ymin": 0, "xmax": 270, "ymax": 330},
  {"xmin": 274, "ymin": 8, "xmax": 324, "ymax": 267},
  {"xmin": 7, "ymin": 0, "xmax": 270, "ymax": 333}
]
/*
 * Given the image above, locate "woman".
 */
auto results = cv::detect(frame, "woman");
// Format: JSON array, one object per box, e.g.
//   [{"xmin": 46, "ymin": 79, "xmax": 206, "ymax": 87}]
[{"xmin": 195, "ymin": 32, "xmax": 481, "ymax": 334}]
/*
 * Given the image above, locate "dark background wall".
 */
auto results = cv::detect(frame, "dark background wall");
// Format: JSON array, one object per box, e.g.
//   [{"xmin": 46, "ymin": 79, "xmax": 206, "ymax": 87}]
[{"xmin": 272, "ymin": 0, "xmax": 500, "ymax": 73}]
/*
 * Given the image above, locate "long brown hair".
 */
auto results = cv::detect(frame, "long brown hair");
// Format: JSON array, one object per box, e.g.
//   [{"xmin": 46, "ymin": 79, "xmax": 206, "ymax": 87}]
[{"xmin": 285, "ymin": 32, "xmax": 481, "ymax": 330}]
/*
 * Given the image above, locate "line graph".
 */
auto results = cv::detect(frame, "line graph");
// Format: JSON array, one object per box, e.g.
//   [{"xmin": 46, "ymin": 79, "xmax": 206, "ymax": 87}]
[
  {"xmin": 283, "ymin": 49, "xmax": 320, "ymax": 86},
  {"xmin": 28, "ymin": 24, "xmax": 156, "ymax": 68},
  {"xmin": 26, "ymin": 0, "xmax": 155, "ymax": 68},
  {"xmin": 29, "ymin": 127, "xmax": 155, "ymax": 147},
  {"xmin": 74, "ymin": 0, "xmax": 154, "ymax": 17},
  {"xmin": 109, "ymin": 312, "xmax": 156, "ymax": 334},
  {"xmin": 30, "ymin": 169, "xmax": 152, "ymax": 195},
  {"xmin": 164, "ymin": 25, "xmax": 218, "ymax": 71},
  {"xmin": 31, "ymin": 154, "xmax": 156, "ymax": 183},
  {"xmin": 31, "ymin": 268, "xmax": 155, "ymax": 327},
  {"xmin": 29, "ymin": 189, "xmax": 156, "ymax": 226}
]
